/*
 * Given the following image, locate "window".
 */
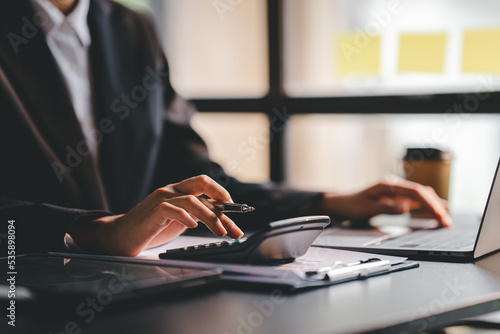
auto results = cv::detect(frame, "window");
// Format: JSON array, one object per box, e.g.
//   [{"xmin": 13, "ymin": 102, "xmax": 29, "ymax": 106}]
[
  {"xmin": 191, "ymin": 112, "xmax": 270, "ymax": 183},
  {"xmin": 162, "ymin": 0, "xmax": 268, "ymax": 98},
  {"xmin": 152, "ymin": 0, "xmax": 500, "ymax": 212},
  {"xmin": 284, "ymin": 0, "xmax": 500, "ymax": 97}
]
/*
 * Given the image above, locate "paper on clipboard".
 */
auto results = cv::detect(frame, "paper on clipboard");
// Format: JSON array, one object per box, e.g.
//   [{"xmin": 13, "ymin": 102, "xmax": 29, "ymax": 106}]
[
  {"xmin": 138, "ymin": 236, "xmax": 414, "ymax": 290},
  {"xmin": 139, "ymin": 236, "xmax": 406, "ymax": 271},
  {"xmin": 216, "ymin": 247, "xmax": 414, "ymax": 290}
]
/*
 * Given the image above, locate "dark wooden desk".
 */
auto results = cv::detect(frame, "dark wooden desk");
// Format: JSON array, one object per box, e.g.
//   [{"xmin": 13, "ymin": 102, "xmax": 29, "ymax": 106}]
[{"xmin": 5, "ymin": 250, "xmax": 500, "ymax": 334}]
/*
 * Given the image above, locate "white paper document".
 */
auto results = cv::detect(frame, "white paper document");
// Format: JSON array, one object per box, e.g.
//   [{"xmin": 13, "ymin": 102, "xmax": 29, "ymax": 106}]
[{"xmin": 139, "ymin": 235, "xmax": 408, "ymax": 284}]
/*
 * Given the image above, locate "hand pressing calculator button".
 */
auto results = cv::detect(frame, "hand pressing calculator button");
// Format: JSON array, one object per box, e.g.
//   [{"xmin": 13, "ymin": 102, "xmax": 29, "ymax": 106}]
[{"xmin": 159, "ymin": 216, "xmax": 330, "ymax": 265}]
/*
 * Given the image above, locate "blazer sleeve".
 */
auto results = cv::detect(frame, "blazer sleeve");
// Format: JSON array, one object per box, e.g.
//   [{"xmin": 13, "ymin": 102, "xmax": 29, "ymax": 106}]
[
  {"xmin": 0, "ymin": 198, "xmax": 111, "ymax": 256},
  {"xmin": 0, "ymin": 87, "xmax": 112, "ymax": 255}
]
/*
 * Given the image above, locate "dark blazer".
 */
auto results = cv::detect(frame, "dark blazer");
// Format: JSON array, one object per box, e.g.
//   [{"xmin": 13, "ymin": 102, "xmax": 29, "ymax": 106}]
[{"xmin": 0, "ymin": 0, "xmax": 321, "ymax": 254}]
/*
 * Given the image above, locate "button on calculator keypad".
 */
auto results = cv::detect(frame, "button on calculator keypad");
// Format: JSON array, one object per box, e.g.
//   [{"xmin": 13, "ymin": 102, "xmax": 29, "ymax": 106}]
[{"xmin": 166, "ymin": 238, "xmax": 248, "ymax": 253}]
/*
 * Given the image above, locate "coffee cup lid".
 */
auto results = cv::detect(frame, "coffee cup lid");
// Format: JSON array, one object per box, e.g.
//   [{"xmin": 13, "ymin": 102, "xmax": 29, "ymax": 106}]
[{"xmin": 404, "ymin": 148, "xmax": 452, "ymax": 161}]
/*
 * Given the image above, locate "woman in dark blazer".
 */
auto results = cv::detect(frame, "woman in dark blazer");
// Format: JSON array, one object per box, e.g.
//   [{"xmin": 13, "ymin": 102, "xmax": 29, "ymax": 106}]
[{"xmin": 0, "ymin": 0, "xmax": 451, "ymax": 256}]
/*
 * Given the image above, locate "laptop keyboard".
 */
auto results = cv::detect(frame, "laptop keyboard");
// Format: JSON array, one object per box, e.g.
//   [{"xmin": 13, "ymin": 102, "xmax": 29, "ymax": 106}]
[{"xmin": 371, "ymin": 228, "xmax": 477, "ymax": 250}]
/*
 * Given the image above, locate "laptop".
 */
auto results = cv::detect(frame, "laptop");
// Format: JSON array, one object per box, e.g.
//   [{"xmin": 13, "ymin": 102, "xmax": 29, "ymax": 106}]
[{"xmin": 313, "ymin": 158, "xmax": 500, "ymax": 261}]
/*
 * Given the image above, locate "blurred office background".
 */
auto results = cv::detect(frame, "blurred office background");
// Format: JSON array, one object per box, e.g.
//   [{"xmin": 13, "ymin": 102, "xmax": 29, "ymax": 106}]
[{"xmin": 115, "ymin": 0, "xmax": 500, "ymax": 214}]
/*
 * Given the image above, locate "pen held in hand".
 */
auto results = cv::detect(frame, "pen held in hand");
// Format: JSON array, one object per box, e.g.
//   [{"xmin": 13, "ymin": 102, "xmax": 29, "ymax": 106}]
[{"xmin": 213, "ymin": 201, "xmax": 255, "ymax": 213}]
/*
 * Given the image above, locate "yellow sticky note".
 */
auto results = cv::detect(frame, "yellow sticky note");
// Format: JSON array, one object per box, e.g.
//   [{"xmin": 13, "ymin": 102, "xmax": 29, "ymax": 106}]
[
  {"xmin": 462, "ymin": 29, "xmax": 500, "ymax": 74},
  {"xmin": 336, "ymin": 34, "xmax": 380, "ymax": 76},
  {"xmin": 398, "ymin": 34, "xmax": 446, "ymax": 73}
]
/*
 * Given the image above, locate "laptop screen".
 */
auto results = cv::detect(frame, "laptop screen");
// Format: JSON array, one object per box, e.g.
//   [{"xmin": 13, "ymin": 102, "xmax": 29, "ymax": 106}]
[{"xmin": 474, "ymin": 158, "xmax": 500, "ymax": 258}]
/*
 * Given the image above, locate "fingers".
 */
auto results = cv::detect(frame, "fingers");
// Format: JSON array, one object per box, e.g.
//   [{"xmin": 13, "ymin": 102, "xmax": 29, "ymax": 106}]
[
  {"xmin": 159, "ymin": 196, "xmax": 243, "ymax": 239},
  {"xmin": 198, "ymin": 197, "xmax": 244, "ymax": 239},
  {"xmin": 152, "ymin": 201, "xmax": 198, "ymax": 228},
  {"xmin": 366, "ymin": 179, "xmax": 453, "ymax": 227},
  {"xmin": 371, "ymin": 197, "xmax": 413, "ymax": 215},
  {"xmin": 150, "ymin": 175, "xmax": 243, "ymax": 239},
  {"xmin": 168, "ymin": 195, "xmax": 225, "ymax": 236},
  {"xmin": 173, "ymin": 175, "xmax": 233, "ymax": 203},
  {"xmin": 146, "ymin": 220, "xmax": 188, "ymax": 249},
  {"xmin": 441, "ymin": 198, "xmax": 449, "ymax": 211}
]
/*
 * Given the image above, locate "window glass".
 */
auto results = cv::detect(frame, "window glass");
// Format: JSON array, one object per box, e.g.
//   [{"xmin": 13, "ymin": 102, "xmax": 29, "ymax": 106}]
[
  {"xmin": 162, "ymin": 0, "xmax": 269, "ymax": 98},
  {"xmin": 191, "ymin": 113, "xmax": 270, "ymax": 182},
  {"xmin": 286, "ymin": 114, "xmax": 500, "ymax": 212},
  {"xmin": 284, "ymin": 0, "xmax": 500, "ymax": 97}
]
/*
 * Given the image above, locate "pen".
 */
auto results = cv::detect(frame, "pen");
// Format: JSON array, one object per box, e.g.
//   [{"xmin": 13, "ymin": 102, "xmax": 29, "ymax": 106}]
[
  {"xmin": 321, "ymin": 259, "xmax": 391, "ymax": 282},
  {"xmin": 305, "ymin": 258, "xmax": 391, "ymax": 282},
  {"xmin": 213, "ymin": 201, "xmax": 255, "ymax": 213},
  {"xmin": 305, "ymin": 258, "xmax": 381, "ymax": 276}
]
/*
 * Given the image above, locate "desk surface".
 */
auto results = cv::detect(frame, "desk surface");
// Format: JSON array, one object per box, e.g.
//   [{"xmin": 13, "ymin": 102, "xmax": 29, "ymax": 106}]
[{"xmin": 6, "ymin": 249, "xmax": 500, "ymax": 334}]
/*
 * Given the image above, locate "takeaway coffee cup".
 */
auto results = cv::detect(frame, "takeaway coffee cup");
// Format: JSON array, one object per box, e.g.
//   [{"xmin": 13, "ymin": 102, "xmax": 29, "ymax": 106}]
[{"xmin": 403, "ymin": 148, "xmax": 452, "ymax": 201}]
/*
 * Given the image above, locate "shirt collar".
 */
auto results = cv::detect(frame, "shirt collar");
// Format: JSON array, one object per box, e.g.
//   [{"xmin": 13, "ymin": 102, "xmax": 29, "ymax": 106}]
[{"xmin": 31, "ymin": 0, "xmax": 91, "ymax": 48}]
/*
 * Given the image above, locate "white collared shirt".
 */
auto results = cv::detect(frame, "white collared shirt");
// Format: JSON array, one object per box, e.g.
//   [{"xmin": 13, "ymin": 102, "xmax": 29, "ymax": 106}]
[{"xmin": 30, "ymin": 0, "xmax": 97, "ymax": 159}]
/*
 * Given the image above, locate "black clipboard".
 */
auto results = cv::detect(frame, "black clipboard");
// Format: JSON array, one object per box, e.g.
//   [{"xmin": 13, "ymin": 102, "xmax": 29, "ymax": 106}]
[{"xmin": 221, "ymin": 260, "xmax": 419, "ymax": 292}]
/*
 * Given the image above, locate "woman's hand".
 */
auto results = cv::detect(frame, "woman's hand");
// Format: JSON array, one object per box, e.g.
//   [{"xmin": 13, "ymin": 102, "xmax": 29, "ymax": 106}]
[
  {"xmin": 69, "ymin": 175, "xmax": 244, "ymax": 256},
  {"xmin": 316, "ymin": 177, "xmax": 452, "ymax": 227}
]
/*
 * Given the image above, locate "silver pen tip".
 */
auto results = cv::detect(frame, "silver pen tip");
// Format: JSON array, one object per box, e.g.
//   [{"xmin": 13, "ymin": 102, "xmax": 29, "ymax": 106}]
[{"xmin": 244, "ymin": 205, "xmax": 255, "ymax": 213}]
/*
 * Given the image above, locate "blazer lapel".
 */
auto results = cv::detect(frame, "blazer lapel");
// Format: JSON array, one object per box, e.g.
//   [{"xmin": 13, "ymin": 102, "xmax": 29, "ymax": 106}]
[
  {"xmin": 88, "ymin": 0, "xmax": 163, "ymax": 213},
  {"xmin": 0, "ymin": 0, "xmax": 110, "ymax": 210},
  {"xmin": 87, "ymin": 0, "xmax": 129, "ymax": 212}
]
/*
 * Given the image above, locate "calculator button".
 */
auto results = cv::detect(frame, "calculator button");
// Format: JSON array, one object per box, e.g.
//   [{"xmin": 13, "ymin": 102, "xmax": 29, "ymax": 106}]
[
  {"xmin": 220, "ymin": 241, "xmax": 231, "ymax": 247},
  {"xmin": 187, "ymin": 246, "xmax": 197, "ymax": 250},
  {"xmin": 209, "ymin": 243, "xmax": 219, "ymax": 248},
  {"xmin": 166, "ymin": 248, "xmax": 184, "ymax": 254},
  {"xmin": 231, "ymin": 237, "xmax": 247, "ymax": 245}
]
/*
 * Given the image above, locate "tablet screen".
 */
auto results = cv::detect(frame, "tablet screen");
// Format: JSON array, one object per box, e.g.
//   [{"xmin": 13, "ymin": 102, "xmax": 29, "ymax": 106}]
[{"xmin": 0, "ymin": 254, "xmax": 221, "ymax": 302}]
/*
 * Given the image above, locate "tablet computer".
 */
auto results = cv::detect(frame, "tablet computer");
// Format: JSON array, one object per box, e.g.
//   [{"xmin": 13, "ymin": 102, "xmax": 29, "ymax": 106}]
[{"xmin": 0, "ymin": 254, "xmax": 221, "ymax": 303}]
